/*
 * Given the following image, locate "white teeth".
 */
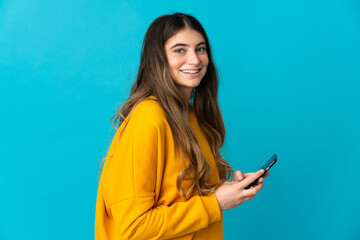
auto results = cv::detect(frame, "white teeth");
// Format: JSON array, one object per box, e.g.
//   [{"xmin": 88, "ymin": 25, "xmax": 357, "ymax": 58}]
[{"xmin": 181, "ymin": 69, "xmax": 200, "ymax": 74}]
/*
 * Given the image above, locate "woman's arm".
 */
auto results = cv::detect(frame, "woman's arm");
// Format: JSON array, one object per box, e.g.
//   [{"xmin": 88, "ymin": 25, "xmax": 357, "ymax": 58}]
[
  {"xmin": 98, "ymin": 102, "xmax": 221, "ymax": 239},
  {"xmin": 106, "ymin": 189, "xmax": 220, "ymax": 239}
]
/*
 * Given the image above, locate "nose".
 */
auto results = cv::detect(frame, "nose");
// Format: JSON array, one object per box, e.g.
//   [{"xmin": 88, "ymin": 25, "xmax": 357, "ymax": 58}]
[{"xmin": 187, "ymin": 50, "xmax": 200, "ymax": 65}]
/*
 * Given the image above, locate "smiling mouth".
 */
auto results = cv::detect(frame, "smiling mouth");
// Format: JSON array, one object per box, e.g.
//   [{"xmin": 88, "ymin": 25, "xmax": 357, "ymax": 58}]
[{"xmin": 180, "ymin": 69, "xmax": 201, "ymax": 74}]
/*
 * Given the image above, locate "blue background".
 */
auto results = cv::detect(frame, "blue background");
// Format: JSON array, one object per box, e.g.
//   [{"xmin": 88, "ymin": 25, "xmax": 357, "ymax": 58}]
[{"xmin": 1, "ymin": 0, "xmax": 359, "ymax": 239}]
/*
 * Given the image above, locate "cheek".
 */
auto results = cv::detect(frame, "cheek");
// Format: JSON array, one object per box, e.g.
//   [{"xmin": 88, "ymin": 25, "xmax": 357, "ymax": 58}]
[
  {"xmin": 201, "ymin": 54, "xmax": 209, "ymax": 67},
  {"xmin": 167, "ymin": 56, "xmax": 183, "ymax": 71},
  {"xmin": 167, "ymin": 59, "xmax": 182, "ymax": 82}
]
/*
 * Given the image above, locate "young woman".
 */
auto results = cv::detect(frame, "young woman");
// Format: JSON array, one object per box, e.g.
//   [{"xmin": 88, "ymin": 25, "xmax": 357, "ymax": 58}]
[{"xmin": 95, "ymin": 13, "xmax": 268, "ymax": 240}]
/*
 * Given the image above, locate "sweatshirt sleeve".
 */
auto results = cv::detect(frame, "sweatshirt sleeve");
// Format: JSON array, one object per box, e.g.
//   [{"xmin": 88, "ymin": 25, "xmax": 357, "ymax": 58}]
[{"xmin": 99, "ymin": 101, "xmax": 221, "ymax": 239}]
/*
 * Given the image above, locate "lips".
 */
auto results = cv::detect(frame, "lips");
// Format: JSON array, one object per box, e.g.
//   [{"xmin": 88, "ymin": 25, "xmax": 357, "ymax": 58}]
[{"xmin": 179, "ymin": 69, "xmax": 201, "ymax": 74}]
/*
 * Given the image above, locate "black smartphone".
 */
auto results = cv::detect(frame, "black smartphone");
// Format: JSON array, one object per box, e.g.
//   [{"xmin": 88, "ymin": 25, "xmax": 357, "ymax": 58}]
[{"xmin": 245, "ymin": 154, "xmax": 277, "ymax": 189}]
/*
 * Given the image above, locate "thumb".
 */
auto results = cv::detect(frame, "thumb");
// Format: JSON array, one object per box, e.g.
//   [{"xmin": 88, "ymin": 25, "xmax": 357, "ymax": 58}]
[{"xmin": 234, "ymin": 170, "xmax": 244, "ymax": 182}]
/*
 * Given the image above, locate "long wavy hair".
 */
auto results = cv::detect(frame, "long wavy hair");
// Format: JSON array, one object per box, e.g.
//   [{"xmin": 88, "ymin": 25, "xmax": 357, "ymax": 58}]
[{"xmin": 111, "ymin": 13, "xmax": 233, "ymax": 199}]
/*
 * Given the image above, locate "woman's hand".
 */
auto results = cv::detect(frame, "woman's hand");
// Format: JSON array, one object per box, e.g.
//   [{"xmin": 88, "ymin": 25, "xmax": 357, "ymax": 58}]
[
  {"xmin": 214, "ymin": 169, "xmax": 267, "ymax": 211},
  {"xmin": 233, "ymin": 169, "xmax": 270, "ymax": 183}
]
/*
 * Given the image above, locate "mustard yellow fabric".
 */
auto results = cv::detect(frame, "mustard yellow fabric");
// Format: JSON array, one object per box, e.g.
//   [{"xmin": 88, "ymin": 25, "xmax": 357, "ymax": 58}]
[{"xmin": 95, "ymin": 98, "xmax": 223, "ymax": 239}]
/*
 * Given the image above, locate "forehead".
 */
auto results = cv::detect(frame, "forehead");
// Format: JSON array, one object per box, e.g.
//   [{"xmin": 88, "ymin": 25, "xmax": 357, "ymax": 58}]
[{"xmin": 165, "ymin": 28, "xmax": 205, "ymax": 47}]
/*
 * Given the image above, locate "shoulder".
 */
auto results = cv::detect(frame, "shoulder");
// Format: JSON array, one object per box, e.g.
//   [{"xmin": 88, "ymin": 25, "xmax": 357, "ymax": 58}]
[
  {"xmin": 128, "ymin": 98, "xmax": 167, "ymax": 127},
  {"xmin": 133, "ymin": 98, "xmax": 165, "ymax": 117}
]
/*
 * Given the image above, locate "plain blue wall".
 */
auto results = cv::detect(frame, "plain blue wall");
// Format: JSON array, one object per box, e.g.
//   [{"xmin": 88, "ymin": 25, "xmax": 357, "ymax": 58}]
[{"xmin": 1, "ymin": 0, "xmax": 359, "ymax": 239}]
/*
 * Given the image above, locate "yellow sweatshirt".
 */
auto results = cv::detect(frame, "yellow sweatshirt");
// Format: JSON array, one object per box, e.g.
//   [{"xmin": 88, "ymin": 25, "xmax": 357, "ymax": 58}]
[{"xmin": 95, "ymin": 98, "xmax": 223, "ymax": 240}]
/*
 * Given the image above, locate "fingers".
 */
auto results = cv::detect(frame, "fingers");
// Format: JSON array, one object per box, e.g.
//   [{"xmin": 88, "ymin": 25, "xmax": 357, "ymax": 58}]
[
  {"xmin": 238, "ymin": 169, "xmax": 265, "ymax": 189},
  {"xmin": 243, "ymin": 172, "xmax": 257, "ymax": 178},
  {"xmin": 252, "ymin": 181, "xmax": 264, "ymax": 192},
  {"xmin": 263, "ymin": 171, "xmax": 270, "ymax": 178},
  {"xmin": 234, "ymin": 170, "xmax": 244, "ymax": 182},
  {"xmin": 244, "ymin": 170, "xmax": 268, "ymax": 178},
  {"xmin": 243, "ymin": 172, "xmax": 253, "ymax": 178},
  {"xmin": 248, "ymin": 181, "xmax": 264, "ymax": 194},
  {"xmin": 241, "ymin": 182, "xmax": 264, "ymax": 202}
]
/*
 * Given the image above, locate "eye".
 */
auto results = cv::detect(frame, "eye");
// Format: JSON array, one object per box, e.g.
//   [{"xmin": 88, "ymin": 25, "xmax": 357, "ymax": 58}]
[
  {"xmin": 174, "ymin": 48, "xmax": 185, "ymax": 54},
  {"xmin": 196, "ymin": 47, "xmax": 206, "ymax": 53}
]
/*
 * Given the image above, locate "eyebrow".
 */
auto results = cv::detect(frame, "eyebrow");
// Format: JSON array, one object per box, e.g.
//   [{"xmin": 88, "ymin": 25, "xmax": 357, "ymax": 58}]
[{"xmin": 170, "ymin": 41, "xmax": 206, "ymax": 49}]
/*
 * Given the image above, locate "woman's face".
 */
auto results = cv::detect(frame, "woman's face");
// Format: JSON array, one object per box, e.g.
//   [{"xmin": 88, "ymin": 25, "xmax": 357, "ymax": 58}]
[{"xmin": 164, "ymin": 28, "xmax": 209, "ymax": 100}]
